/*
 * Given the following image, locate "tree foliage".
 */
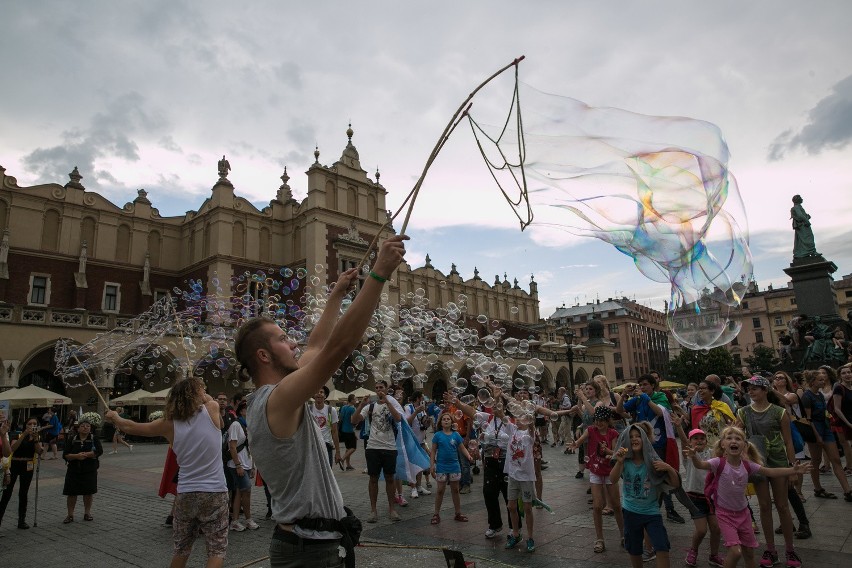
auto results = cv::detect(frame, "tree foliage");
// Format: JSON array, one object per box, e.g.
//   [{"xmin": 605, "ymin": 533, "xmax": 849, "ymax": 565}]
[
  {"xmin": 744, "ymin": 344, "xmax": 778, "ymax": 374},
  {"xmin": 667, "ymin": 346, "xmax": 735, "ymax": 384}
]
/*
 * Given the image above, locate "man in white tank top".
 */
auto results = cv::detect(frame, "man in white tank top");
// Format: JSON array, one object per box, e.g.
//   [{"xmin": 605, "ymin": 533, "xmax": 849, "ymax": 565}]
[
  {"xmin": 237, "ymin": 235, "xmax": 408, "ymax": 568},
  {"xmin": 106, "ymin": 377, "xmax": 227, "ymax": 568}
]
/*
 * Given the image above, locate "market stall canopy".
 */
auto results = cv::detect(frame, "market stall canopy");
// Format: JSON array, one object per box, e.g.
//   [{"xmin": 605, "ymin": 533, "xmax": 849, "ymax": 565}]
[
  {"xmin": 139, "ymin": 387, "xmax": 171, "ymax": 406},
  {"xmin": 349, "ymin": 387, "xmax": 376, "ymax": 399},
  {"xmin": 1, "ymin": 384, "xmax": 72, "ymax": 408},
  {"xmin": 326, "ymin": 389, "xmax": 349, "ymax": 403},
  {"xmin": 109, "ymin": 389, "xmax": 153, "ymax": 406}
]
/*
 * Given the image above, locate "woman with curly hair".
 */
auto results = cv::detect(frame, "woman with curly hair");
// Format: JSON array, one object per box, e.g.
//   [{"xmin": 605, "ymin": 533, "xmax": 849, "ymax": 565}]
[
  {"xmin": 62, "ymin": 417, "xmax": 103, "ymax": 523},
  {"xmin": 106, "ymin": 377, "xmax": 228, "ymax": 568}
]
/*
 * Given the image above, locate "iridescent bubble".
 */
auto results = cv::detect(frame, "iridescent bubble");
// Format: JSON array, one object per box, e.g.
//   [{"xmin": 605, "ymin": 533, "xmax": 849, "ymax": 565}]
[
  {"xmin": 477, "ymin": 388, "xmax": 492, "ymax": 405},
  {"xmin": 514, "ymin": 378, "xmax": 527, "ymax": 390},
  {"xmin": 296, "ymin": 268, "xmax": 308, "ymax": 279},
  {"xmin": 453, "ymin": 410, "xmax": 463, "ymax": 421},
  {"xmin": 502, "ymin": 338, "xmax": 519, "ymax": 354},
  {"xmin": 315, "ymin": 264, "xmax": 325, "ymax": 273},
  {"xmin": 510, "ymin": 306, "xmax": 519, "ymax": 315},
  {"xmin": 455, "ymin": 378, "xmax": 469, "ymax": 391}
]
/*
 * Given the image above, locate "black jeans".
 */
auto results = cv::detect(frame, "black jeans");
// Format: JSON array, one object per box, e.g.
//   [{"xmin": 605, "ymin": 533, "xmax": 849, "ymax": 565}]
[
  {"xmin": 482, "ymin": 457, "xmax": 511, "ymax": 531},
  {"xmin": 0, "ymin": 467, "xmax": 34, "ymax": 524}
]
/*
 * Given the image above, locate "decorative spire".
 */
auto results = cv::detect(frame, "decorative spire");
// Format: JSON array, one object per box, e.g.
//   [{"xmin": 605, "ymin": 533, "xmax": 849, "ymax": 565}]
[
  {"xmin": 346, "ymin": 122, "xmax": 354, "ymax": 145},
  {"xmin": 277, "ymin": 166, "xmax": 293, "ymax": 202},
  {"xmin": 65, "ymin": 166, "xmax": 85, "ymax": 190},
  {"xmin": 424, "ymin": 253, "xmax": 433, "ymax": 269},
  {"xmin": 313, "ymin": 145, "xmax": 320, "ymax": 164},
  {"xmin": 375, "ymin": 167, "xmax": 380, "ymax": 184}
]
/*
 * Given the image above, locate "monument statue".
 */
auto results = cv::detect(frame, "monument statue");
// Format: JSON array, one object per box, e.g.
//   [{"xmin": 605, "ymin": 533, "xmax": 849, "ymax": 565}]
[
  {"xmin": 78, "ymin": 241, "xmax": 88, "ymax": 273},
  {"xmin": 791, "ymin": 194, "xmax": 818, "ymax": 258},
  {"xmin": 0, "ymin": 230, "xmax": 8, "ymax": 264},
  {"xmin": 218, "ymin": 155, "xmax": 231, "ymax": 179}
]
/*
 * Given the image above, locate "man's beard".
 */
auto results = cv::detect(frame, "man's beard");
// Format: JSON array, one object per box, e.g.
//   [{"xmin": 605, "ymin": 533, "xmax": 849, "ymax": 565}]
[{"xmin": 270, "ymin": 352, "xmax": 299, "ymax": 377}]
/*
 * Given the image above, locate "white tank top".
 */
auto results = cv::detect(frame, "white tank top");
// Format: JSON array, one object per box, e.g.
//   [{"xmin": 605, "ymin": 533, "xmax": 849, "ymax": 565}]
[{"xmin": 173, "ymin": 404, "xmax": 227, "ymax": 493}]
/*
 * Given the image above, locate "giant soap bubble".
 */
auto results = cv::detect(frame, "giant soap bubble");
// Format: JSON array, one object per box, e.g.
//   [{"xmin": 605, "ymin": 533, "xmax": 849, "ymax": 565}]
[{"xmin": 467, "ymin": 80, "xmax": 751, "ymax": 350}]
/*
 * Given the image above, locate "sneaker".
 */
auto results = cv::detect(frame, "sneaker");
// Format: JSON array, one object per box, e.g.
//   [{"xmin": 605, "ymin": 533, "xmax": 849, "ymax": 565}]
[
  {"xmin": 129, "ymin": 445, "xmax": 133, "ymax": 453},
  {"xmin": 17, "ymin": 521, "xmax": 30, "ymax": 529},
  {"xmin": 794, "ymin": 524, "xmax": 811, "ymax": 539},
  {"xmin": 230, "ymin": 520, "xmax": 246, "ymax": 532},
  {"xmin": 526, "ymin": 538, "xmax": 535, "ymax": 553},
  {"xmin": 785, "ymin": 549, "xmax": 802, "ymax": 568},
  {"xmin": 459, "ymin": 485, "xmax": 471, "ymax": 494},
  {"xmin": 109, "ymin": 450, "xmax": 118, "ymax": 455},
  {"xmin": 426, "ymin": 480, "xmax": 432, "ymax": 489},
  {"xmin": 759, "ymin": 549, "xmax": 779, "ymax": 567},
  {"xmin": 708, "ymin": 554, "xmax": 725, "ymax": 567},
  {"xmin": 575, "ymin": 471, "xmax": 584, "ymax": 479},
  {"xmin": 505, "ymin": 534, "xmax": 521, "ymax": 549},
  {"xmin": 485, "ymin": 527, "xmax": 502, "ymax": 539},
  {"xmin": 398, "ymin": 495, "xmax": 409, "ymax": 507},
  {"xmin": 366, "ymin": 511, "xmax": 378, "ymax": 523},
  {"xmin": 417, "ymin": 485, "xmax": 431, "ymax": 496},
  {"xmin": 666, "ymin": 509, "xmax": 686, "ymax": 524},
  {"xmin": 245, "ymin": 519, "xmax": 260, "ymax": 530},
  {"xmin": 685, "ymin": 548, "xmax": 698, "ymax": 567},
  {"xmin": 642, "ymin": 548, "xmax": 656, "ymax": 562},
  {"xmin": 389, "ymin": 511, "xmax": 401, "ymax": 522},
  {"xmin": 411, "ymin": 487, "xmax": 419, "ymax": 499}
]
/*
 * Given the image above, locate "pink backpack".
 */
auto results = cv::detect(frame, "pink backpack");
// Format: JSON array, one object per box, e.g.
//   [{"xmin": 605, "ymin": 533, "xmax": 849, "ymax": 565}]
[{"xmin": 704, "ymin": 457, "xmax": 754, "ymax": 505}]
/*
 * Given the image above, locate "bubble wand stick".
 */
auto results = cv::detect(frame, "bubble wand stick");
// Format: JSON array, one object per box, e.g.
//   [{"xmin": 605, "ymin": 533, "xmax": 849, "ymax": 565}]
[
  {"xmin": 70, "ymin": 353, "xmax": 110, "ymax": 408},
  {"xmin": 357, "ymin": 55, "xmax": 525, "ymax": 267}
]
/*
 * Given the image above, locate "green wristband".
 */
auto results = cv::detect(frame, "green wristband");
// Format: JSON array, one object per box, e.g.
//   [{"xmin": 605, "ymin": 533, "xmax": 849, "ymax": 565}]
[{"xmin": 368, "ymin": 271, "xmax": 387, "ymax": 283}]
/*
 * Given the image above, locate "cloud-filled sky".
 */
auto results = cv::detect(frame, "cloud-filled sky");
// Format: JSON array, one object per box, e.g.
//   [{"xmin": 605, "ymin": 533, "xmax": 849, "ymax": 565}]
[{"xmin": 2, "ymin": 1, "xmax": 851, "ymax": 318}]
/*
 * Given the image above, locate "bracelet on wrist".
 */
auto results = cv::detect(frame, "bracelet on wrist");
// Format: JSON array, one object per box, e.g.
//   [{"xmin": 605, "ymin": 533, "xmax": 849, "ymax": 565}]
[{"xmin": 368, "ymin": 270, "xmax": 387, "ymax": 283}]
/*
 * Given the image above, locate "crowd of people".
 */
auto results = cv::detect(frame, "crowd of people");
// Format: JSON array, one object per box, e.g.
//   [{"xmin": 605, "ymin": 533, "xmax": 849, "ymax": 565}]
[{"xmin": 1, "ymin": 226, "xmax": 851, "ymax": 568}]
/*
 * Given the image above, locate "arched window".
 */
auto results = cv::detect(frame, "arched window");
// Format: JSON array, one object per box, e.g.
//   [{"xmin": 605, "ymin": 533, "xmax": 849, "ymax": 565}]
[
  {"xmin": 115, "ymin": 224, "xmax": 131, "ymax": 262},
  {"xmin": 326, "ymin": 180, "xmax": 337, "ymax": 211},
  {"xmin": 81, "ymin": 216, "xmax": 97, "ymax": 256},
  {"xmin": 147, "ymin": 230, "xmax": 162, "ymax": 267},
  {"xmin": 368, "ymin": 194, "xmax": 378, "ymax": 221},
  {"xmin": 259, "ymin": 227, "xmax": 271, "ymax": 263},
  {"xmin": 232, "ymin": 221, "xmax": 245, "ymax": 257},
  {"xmin": 41, "ymin": 209, "xmax": 61, "ymax": 251}
]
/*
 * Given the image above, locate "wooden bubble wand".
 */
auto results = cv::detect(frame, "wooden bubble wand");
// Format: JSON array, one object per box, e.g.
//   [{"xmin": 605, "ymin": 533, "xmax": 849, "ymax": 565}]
[{"xmin": 357, "ymin": 55, "xmax": 526, "ymax": 268}]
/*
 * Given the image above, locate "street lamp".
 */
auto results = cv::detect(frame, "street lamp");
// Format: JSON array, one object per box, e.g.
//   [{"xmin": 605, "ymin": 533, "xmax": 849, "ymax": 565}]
[{"xmin": 562, "ymin": 328, "xmax": 576, "ymax": 392}]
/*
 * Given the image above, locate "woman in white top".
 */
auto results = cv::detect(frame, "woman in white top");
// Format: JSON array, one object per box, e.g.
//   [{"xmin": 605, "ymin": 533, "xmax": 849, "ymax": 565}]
[{"xmin": 227, "ymin": 401, "xmax": 258, "ymax": 531}]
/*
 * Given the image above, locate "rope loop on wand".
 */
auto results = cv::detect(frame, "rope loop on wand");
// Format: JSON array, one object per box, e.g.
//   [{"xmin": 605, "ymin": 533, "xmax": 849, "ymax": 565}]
[{"xmin": 355, "ymin": 55, "xmax": 526, "ymax": 270}]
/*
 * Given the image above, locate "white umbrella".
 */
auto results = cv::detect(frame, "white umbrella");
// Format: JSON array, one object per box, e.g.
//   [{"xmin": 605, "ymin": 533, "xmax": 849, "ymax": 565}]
[
  {"xmin": 2, "ymin": 384, "xmax": 72, "ymax": 408},
  {"xmin": 349, "ymin": 387, "xmax": 376, "ymax": 399},
  {"xmin": 138, "ymin": 387, "xmax": 171, "ymax": 406},
  {"xmin": 109, "ymin": 389, "xmax": 153, "ymax": 406},
  {"xmin": 326, "ymin": 389, "xmax": 349, "ymax": 403}
]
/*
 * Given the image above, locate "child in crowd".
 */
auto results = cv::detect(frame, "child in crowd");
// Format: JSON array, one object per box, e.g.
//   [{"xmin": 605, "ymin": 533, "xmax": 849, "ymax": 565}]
[
  {"xmin": 685, "ymin": 426, "xmax": 811, "ymax": 568},
  {"xmin": 429, "ymin": 412, "xmax": 472, "ymax": 525},
  {"xmin": 680, "ymin": 428, "xmax": 724, "ymax": 567},
  {"xmin": 501, "ymin": 407, "xmax": 538, "ymax": 553},
  {"xmin": 610, "ymin": 422, "xmax": 679, "ymax": 568},
  {"xmin": 570, "ymin": 405, "xmax": 622, "ymax": 553}
]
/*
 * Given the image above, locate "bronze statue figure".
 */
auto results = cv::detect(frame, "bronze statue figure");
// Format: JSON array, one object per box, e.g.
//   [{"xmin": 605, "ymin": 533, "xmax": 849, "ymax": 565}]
[{"xmin": 791, "ymin": 194, "xmax": 818, "ymax": 258}]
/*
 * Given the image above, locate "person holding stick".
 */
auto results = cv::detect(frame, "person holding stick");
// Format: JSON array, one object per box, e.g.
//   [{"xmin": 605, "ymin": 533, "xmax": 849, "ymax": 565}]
[
  {"xmin": 106, "ymin": 377, "xmax": 228, "ymax": 568},
  {"xmin": 237, "ymin": 234, "xmax": 407, "ymax": 568}
]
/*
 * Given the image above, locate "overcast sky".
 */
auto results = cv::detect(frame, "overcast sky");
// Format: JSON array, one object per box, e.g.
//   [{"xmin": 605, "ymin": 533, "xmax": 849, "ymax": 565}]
[{"xmin": 2, "ymin": 1, "xmax": 851, "ymax": 318}]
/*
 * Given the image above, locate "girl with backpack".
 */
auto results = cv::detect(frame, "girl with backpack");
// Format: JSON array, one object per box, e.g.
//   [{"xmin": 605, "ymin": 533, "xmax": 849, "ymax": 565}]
[{"xmin": 684, "ymin": 426, "xmax": 810, "ymax": 568}]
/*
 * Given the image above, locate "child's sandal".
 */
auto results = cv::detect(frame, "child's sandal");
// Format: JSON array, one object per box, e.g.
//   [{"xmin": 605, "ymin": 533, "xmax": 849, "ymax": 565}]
[
  {"xmin": 454, "ymin": 513, "xmax": 468, "ymax": 522},
  {"xmin": 430, "ymin": 513, "xmax": 440, "ymax": 525},
  {"xmin": 594, "ymin": 539, "xmax": 605, "ymax": 553}
]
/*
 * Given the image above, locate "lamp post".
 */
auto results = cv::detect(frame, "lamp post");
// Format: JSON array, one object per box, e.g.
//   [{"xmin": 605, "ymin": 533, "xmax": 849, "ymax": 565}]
[{"xmin": 563, "ymin": 329, "xmax": 575, "ymax": 392}]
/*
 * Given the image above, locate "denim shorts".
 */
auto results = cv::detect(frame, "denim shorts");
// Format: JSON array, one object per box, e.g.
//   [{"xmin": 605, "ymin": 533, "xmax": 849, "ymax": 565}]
[
  {"xmin": 228, "ymin": 467, "xmax": 253, "ymax": 491},
  {"xmin": 623, "ymin": 510, "xmax": 670, "ymax": 556},
  {"xmin": 812, "ymin": 420, "xmax": 836, "ymax": 443}
]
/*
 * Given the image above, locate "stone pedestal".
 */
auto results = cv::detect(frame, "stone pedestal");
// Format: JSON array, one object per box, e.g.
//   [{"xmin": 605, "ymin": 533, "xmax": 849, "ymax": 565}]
[{"xmin": 783, "ymin": 255, "xmax": 839, "ymax": 320}]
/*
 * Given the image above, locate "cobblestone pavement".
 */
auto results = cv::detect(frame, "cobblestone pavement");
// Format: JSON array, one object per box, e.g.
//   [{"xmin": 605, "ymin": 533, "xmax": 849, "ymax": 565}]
[{"xmin": 2, "ymin": 441, "xmax": 852, "ymax": 567}]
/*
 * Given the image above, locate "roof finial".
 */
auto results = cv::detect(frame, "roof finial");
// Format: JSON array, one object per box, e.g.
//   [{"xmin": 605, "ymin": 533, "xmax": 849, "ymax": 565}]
[
  {"xmin": 346, "ymin": 122, "xmax": 354, "ymax": 144},
  {"xmin": 375, "ymin": 166, "xmax": 380, "ymax": 184},
  {"xmin": 313, "ymin": 145, "xmax": 320, "ymax": 164}
]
